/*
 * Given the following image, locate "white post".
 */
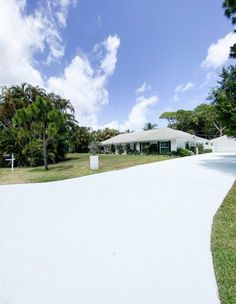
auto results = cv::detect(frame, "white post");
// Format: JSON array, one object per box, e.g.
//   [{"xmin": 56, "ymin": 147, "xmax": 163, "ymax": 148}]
[
  {"xmin": 11, "ymin": 154, "xmax": 14, "ymax": 171},
  {"xmin": 90, "ymin": 155, "xmax": 99, "ymax": 170}
]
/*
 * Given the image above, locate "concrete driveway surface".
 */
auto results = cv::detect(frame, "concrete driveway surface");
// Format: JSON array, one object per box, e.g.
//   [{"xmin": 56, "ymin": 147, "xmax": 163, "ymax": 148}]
[{"xmin": 0, "ymin": 153, "xmax": 235, "ymax": 304}]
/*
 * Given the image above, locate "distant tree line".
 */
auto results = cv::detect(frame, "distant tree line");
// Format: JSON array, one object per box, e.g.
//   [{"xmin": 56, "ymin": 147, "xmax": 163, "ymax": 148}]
[
  {"xmin": 159, "ymin": 2, "xmax": 236, "ymax": 139},
  {"xmin": 159, "ymin": 66, "xmax": 236, "ymax": 139},
  {"xmin": 0, "ymin": 83, "xmax": 120, "ymax": 169}
]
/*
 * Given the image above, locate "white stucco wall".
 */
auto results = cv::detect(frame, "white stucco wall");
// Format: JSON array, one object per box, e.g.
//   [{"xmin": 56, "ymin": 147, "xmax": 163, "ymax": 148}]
[
  {"xmin": 211, "ymin": 138, "xmax": 236, "ymax": 152},
  {"xmin": 176, "ymin": 138, "xmax": 187, "ymax": 149},
  {"xmin": 171, "ymin": 139, "xmax": 177, "ymax": 151}
]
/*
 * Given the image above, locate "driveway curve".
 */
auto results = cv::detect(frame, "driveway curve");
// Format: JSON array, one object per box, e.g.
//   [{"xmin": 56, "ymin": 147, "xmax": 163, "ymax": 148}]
[{"xmin": 0, "ymin": 153, "xmax": 235, "ymax": 304}]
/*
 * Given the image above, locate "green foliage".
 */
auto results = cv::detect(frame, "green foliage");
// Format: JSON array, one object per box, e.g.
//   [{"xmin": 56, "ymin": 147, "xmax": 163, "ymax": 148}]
[
  {"xmin": 159, "ymin": 112, "xmax": 177, "ymax": 128},
  {"xmin": 69, "ymin": 125, "xmax": 91, "ymax": 153},
  {"xmin": 197, "ymin": 143, "xmax": 204, "ymax": 154},
  {"xmin": 143, "ymin": 122, "xmax": 158, "ymax": 131},
  {"xmin": 212, "ymin": 181, "xmax": 236, "ymax": 304},
  {"xmin": 110, "ymin": 144, "xmax": 116, "ymax": 154},
  {"xmin": 88, "ymin": 141, "xmax": 100, "ymax": 155},
  {"xmin": 125, "ymin": 143, "xmax": 131, "ymax": 154},
  {"xmin": 208, "ymin": 65, "xmax": 236, "ymax": 136},
  {"xmin": 223, "ymin": 0, "xmax": 236, "ymax": 58},
  {"xmin": 203, "ymin": 149, "xmax": 213, "ymax": 153},
  {"xmin": 0, "ymin": 153, "xmax": 173, "ymax": 185},
  {"xmin": 117, "ymin": 144, "xmax": 123, "ymax": 155},
  {"xmin": 148, "ymin": 143, "xmax": 159, "ymax": 154},
  {"xmin": 68, "ymin": 126, "xmax": 120, "ymax": 153},
  {"xmin": 175, "ymin": 148, "xmax": 193, "ymax": 157},
  {"xmin": 0, "ymin": 83, "xmax": 75, "ymax": 169},
  {"xmin": 92, "ymin": 128, "xmax": 120, "ymax": 142},
  {"xmin": 160, "ymin": 103, "xmax": 227, "ymax": 139}
]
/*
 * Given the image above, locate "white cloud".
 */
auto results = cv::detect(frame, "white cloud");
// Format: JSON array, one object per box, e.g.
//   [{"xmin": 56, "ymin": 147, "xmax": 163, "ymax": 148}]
[
  {"xmin": 101, "ymin": 121, "xmax": 120, "ymax": 130},
  {"xmin": 173, "ymin": 82, "xmax": 195, "ymax": 101},
  {"xmin": 199, "ymin": 72, "xmax": 216, "ymax": 89},
  {"xmin": 52, "ymin": 0, "xmax": 78, "ymax": 27},
  {"xmin": 0, "ymin": 1, "xmax": 120, "ymax": 128},
  {"xmin": 201, "ymin": 32, "xmax": 236, "ymax": 69},
  {"xmin": 102, "ymin": 95, "xmax": 158, "ymax": 131},
  {"xmin": 38, "ymin": 0, "xmax": 79, "ymax": 64},
  {"xmin": 0, "ymin": 0, "xmax": 78, "ymax": 87},
  {"xmin": 135, "ymin": 82, "xmax": 152, "ymax": 94},
  {"xmin": 0, "ymin": 0, "xmax": 43, "ymax": 86},
  {"xmin": 101, "ymin": 35, "xmax": 120, "ymax": 76},
  {"xmin": 47, "ymin": 35, "xmax": 121, "ymax": 126},
  {"xmin": 175, "ymin": 82, "xmax": 195, "ymax": 93},
  {"xmin": 173, "ymin": 94, "xmax": 179, "ymax": 101},
  {"xmin": 120, "ymin": 95, "xmax": 158, "ymax": 131}
]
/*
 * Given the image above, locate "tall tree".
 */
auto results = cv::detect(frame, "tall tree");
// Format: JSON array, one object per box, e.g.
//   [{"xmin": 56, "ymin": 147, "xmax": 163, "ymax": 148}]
[
  {"xmin": 13, "ymin": 96, "xmax": 68, "ymax": 170},
  {"xmin": 223, "ymin": 0, "xmax": 236, "ymax": 58},
  {"xmin": 208, "ymin": 65, "xmax": 236, "ymax": 136},
  {"xmin": 159, "ymin": 104, "xmax": 225, "ymax": 139},
  {"xmin": 194, "ymin": 104, "xmax": 226, "ymax": 138},
  {"xmin": 0, "ymin": 83, "xmax": 75, "ymax": 168},
  {"xmin": 159, "ymin": 112, "xmax": 177, "ymax": 128},
  {"xmin": 69, "ymin": 125, "xmax": 92, "ymax": 153}
]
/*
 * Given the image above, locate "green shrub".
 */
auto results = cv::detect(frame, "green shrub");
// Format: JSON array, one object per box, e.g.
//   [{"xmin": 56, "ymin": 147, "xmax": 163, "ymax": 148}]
[
  {"xmin": 148, "ymin": 144, "xmax": 158, "ymax": 154},
  {"xmin": 128, "ymin": 150, "xmax": 140, "ymax": 155},
  {"xmin": 111, "ymin": 144, "xmax": 116, "ymax": 154},
  {"xmin": 203, "ymin": 149, "xmax": 212, "ymax": 153},
  {"xmin": 197, "ymin": 143, "xmax": 204, "ymax": 154},
  {"xmin": 88, "ymin": 141, "xmax": 100, "ymax": 155},
  {"xmin": 176, "ymin": 148, "xmax": 193, "ymax": 157}
]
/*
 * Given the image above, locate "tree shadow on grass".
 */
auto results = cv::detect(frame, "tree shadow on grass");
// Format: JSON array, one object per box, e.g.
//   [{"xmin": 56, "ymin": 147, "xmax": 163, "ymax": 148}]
[
  {"xmin": 199, "ymin": 154, "xmax": 236, "ymax": 177},
  {"xmin": 29, "ymin": 164, "xmax": 75, "ymax": 173}
]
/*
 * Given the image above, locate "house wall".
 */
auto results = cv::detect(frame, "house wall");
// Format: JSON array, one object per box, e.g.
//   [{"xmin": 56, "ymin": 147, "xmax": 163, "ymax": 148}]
[
  {"xmin": 110, "ymin": 138, "xmax": 209, "ymax": 154},
  {"xmin": 176, "ymin": 139, "xmax": 186, "ymax": 149},
  {"xmin": 171, "ymin": 139, "xmax": 177, "ymax": 151},
  {"xmin": 211, "ymin": 138, "xmax": 236, "ymax": 152}
]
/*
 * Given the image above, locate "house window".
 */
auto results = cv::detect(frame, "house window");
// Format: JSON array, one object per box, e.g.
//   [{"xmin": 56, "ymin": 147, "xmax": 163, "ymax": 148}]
[
  {"xmin": 160, "ymin": 141, "xmax": 171, "ymax": 153},
  {"xmin": 141, "ymin": 142, "xmax": 150, "ymax": 153}
]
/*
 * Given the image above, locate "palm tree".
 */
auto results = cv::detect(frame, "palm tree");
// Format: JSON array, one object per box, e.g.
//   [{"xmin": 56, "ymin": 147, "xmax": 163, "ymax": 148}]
[{"xmin": 143, "ymin": 122, "xmax": 158, "ymax": 131}]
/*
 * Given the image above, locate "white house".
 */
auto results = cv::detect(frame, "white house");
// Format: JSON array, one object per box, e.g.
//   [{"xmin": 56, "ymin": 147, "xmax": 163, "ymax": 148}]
[
  {"xmin": 100, "ymin": 127, "xmax": 208, "ymax": 154},
  {"xmin": 210, "ymin": 135, "xmax": 236, "ymax": 152}
]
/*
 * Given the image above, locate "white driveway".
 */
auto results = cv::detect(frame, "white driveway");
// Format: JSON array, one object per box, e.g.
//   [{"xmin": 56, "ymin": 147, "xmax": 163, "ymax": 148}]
[{"xmin": 0, "ymin": 153, "xmax": 235, "ymax": 304}]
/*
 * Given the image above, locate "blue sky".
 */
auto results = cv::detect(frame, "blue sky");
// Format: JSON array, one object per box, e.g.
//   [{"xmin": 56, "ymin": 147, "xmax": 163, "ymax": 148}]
[{"xmin": 0, "ymin": 0, "xmax": 235, "ymax": 130}]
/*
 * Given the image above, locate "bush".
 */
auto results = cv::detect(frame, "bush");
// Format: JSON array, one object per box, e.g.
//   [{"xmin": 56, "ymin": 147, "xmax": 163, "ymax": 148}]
[
  {"xmin": 176, "ymin": 148, "xmax": 193, "ymax": 157},
  {"xmin": 148, "ymin": 144, "xmax": 158, "ymax": 154},
  {"xmin": 111, "ymin": 144, "xmax": 116, "ymax": 154},
  {"xmin": 88, "ymin": 141, "xmax": 100, "ymax": 155},
  {"xmin": 128, "ymin": 149, "xmax": 140, "ymax": 155},
  {"xmin": 203, "ymin": 149, "xmax": 212, "ymax": 153},
  {"xmin": 197, "ymin": 143, "xmax": 204, "ymax": 154},
  {"xmin": 117, "ymin": 145, "xmax": 123, "ymax": 154}
]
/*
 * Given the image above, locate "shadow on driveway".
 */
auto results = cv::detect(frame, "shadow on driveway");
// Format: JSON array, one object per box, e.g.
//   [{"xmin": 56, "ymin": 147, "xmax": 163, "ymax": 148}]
[{"xmin": 199, "ymin": 154, "xmax": 236, "ymax": 177}]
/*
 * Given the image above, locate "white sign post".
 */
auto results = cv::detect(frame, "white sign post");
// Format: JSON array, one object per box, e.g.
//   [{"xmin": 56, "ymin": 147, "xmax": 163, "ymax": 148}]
[{"xmin": 5, "ymin": 154, "xmax": 15, "ymax": 171}]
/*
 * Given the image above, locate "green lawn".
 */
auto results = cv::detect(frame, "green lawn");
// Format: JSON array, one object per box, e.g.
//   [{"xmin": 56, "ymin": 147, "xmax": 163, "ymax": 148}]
[
  {"xmin": 0, "ymin": 153, "xmax": 172, "ymax": 185},
  {"xmin": 211, "ymin": 181, "xmax": 236, "ymax": 304}
]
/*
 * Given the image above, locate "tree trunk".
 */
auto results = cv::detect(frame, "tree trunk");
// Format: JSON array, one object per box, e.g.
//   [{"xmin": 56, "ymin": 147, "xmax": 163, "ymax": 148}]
[
  {"xmin": 213, "ymin": 122, "xmax": 226, "ymax": 137},
  {"xmin": 43, "ymin": 133, "xmax": 48, "ymax": 170}
]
